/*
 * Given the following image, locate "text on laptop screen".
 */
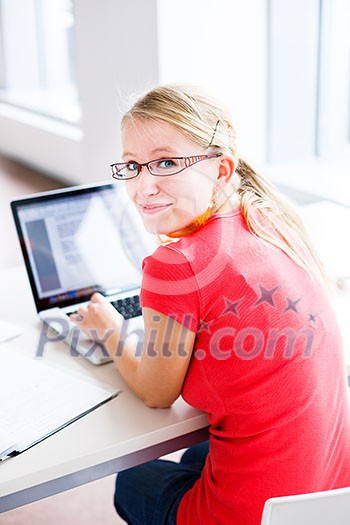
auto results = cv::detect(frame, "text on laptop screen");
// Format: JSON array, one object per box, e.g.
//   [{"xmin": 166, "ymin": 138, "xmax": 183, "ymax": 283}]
[{"xmin": 15, "ymin": 186, "xmax": 150, "ymax": 307}]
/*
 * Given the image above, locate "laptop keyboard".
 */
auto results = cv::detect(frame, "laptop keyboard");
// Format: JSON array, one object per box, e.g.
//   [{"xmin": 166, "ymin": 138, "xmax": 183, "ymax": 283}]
[
  {"xmin": 111, "ymin": 295, "xmax": 142, "ymax": 320},
  {"xmin": 69, "ymin": 295, "xmax": 142, "ymax": 320}
]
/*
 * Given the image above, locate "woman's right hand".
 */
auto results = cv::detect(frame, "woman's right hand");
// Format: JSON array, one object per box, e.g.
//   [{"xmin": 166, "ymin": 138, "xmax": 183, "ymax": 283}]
[{"xmin": 70, "ymin": 292, "xmax": 123, "ymax": 343}]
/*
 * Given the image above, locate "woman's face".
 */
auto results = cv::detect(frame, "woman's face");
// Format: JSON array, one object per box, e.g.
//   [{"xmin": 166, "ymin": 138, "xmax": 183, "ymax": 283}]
[{"xmin": 122, "ymin": 119, "xmax": 221, "ymax": 235}]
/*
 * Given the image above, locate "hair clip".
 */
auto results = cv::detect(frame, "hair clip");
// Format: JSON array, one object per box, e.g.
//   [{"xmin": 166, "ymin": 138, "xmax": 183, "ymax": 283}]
[{"xmin": 208, "ymin": 120, "xmax": 220, "ymax": 147}]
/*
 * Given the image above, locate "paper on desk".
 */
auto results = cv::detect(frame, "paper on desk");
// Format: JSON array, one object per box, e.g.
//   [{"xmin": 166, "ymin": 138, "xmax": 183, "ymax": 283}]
[
  {"xmin": 0, "ymin": 320, "xmax": 22, "ymax": 344},
  {"xmin": 0, "ymin": 351, "xmax": 120, "ymax": 460}
]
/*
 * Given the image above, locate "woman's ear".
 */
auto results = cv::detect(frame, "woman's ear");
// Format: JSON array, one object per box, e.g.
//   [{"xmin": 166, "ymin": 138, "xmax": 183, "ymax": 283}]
[{"xmin": 217, "ymin": 155, "xmax": 235, "ymax": 186}]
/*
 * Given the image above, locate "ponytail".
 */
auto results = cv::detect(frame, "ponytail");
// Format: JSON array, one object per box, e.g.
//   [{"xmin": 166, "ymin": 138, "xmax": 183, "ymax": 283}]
[{"xmin": 236, "ymin": 158, "xmax": 326, "ymax": 284}]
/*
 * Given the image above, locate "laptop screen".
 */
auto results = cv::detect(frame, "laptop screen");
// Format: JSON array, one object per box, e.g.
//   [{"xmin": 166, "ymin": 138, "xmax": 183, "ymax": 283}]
[{"xmin": 11, "ymin": 182, "xmax": 152, "ymax": 311}]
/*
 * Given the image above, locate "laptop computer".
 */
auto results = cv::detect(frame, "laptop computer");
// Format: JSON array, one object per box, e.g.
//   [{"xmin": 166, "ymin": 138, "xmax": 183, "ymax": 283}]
[{"xmin": 11, "ymin": 181, "xmax": 153, "ymax": 365}]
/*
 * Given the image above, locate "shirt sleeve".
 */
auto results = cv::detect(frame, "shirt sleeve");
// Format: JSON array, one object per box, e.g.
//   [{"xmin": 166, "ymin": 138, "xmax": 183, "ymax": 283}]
[{"xmin": 140, "ymin": 244, "xmax": 201, "ymax": 332}]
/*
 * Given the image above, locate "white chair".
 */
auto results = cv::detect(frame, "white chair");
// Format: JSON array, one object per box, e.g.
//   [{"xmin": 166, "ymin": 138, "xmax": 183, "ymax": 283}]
[{"xmin": 261, "ymin": 487, "xmax": 350, "ymax": 525}]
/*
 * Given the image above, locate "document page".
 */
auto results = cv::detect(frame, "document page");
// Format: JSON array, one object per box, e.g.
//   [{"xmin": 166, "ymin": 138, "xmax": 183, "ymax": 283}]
[{"xmin": 0, "ymin": 350, "xmax": 120, "ymax": 460}]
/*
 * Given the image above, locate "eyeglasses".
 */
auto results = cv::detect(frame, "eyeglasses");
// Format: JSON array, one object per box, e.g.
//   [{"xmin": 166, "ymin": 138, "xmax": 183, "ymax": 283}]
[{"xmin": 110, "ymin": 154, "xmax": 222, "ymax": 180}]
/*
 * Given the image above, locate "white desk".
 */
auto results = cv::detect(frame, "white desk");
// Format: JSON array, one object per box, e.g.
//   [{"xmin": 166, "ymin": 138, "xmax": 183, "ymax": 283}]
[{"xmin": 0, "ymin": 266, "xmax": 209, "ymax": 513}]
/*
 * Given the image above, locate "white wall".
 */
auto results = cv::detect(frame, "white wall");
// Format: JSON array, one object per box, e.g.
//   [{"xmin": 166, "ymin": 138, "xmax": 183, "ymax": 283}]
[{"xmin": 157, "ymin": 0, "xmax": 268, "ymax": 164}]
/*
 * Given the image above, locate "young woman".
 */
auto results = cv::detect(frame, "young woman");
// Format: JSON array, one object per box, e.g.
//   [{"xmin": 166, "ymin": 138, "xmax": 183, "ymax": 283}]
[{"xmin": 71, "ymin": 84, "xmax": 350, "ymax": 525}]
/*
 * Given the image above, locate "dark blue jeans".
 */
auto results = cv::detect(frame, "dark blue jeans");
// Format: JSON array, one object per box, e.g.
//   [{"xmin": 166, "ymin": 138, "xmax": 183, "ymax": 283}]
[{"xmin": 114, "ymin": 441, "xmax": 209, "ymax": 525}]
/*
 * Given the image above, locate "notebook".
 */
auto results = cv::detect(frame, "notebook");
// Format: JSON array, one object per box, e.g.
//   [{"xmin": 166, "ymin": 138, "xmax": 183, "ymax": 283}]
[
  {"xmin": 0, "ymin": 349, "xmax": 120, "ymax": 460},
  {"xmin": 11, "ymin": 181, "xmax": 153, "ymax": 365}
]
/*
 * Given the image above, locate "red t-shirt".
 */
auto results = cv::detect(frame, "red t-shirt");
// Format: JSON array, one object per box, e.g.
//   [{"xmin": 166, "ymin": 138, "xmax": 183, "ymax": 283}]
[{"xmin": 141, "ymin": 209, "xmax": 350, "ymax": 525}]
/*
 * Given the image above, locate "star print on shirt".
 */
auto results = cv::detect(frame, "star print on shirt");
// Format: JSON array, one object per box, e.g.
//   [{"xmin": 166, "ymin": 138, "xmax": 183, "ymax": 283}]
[
  {"xmin": 198, "ymin": 320, "xmax": 212, "ymax": 334},
  {"xmin": 284, "ymin": 297, "xmax": 302, "ymax": 313},
  {"xmin": 222, "ymin": 297, "xmax": 243, "ymax": 317},
  {"xmin": 254, "ymin": 285, "xmax": 279, "ymax": 308},
  {"xmin": 308, "ymin": 313, "xmax": 318, "ymax": 323}
]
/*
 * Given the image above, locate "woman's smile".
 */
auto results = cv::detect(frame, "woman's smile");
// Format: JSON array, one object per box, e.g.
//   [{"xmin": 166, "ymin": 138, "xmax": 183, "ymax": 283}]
[{"xmin": 139, "ymin": 202, "xmax": 173, "ymax": 215}]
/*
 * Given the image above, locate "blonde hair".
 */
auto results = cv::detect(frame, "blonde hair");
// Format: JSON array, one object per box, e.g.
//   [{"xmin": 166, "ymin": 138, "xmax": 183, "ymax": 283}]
[{"xmin": 122, "ymin": 84, "xmax": 326, "ymax": 284}]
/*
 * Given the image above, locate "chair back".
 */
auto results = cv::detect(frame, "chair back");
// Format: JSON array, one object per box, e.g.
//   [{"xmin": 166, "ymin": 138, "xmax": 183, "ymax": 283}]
[{"xmin": 261, "ymin": 487, "xmax": 350, "ymax": 525}]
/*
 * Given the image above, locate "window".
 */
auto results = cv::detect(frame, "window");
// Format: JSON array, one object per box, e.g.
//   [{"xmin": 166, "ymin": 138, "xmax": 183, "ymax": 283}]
[
  {"xmin": 0, "ymin": 0, "xmax": 159, "ymax": 183},
  {"xmin": 0, "ymin": 0, "xmax": 79, "ymax": 124},
  {"xmin": 267, "ymin": 0, "xmax": 350, "ymax": 163},
  {"xmin": 317, "ymin": 0, "xmax": 350, "ymax": 161},
  {"xmin": 265, "ymin": 0, "xmax": 350, "ymax": 204}
]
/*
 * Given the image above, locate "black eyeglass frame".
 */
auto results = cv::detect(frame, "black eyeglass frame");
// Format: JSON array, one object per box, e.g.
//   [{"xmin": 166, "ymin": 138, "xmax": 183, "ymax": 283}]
[{"xmin": 110, "ymin": 153, "xmax": 222, "ymax": 180}]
